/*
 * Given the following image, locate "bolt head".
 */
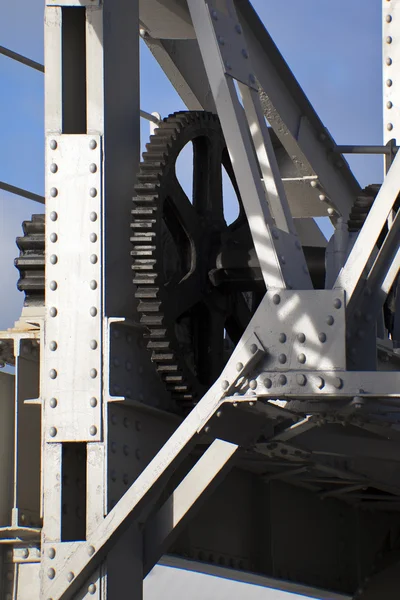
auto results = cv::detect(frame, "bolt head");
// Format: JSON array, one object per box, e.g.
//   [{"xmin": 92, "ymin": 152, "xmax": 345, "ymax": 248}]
[
  {"xmin": 278, "ymin": 353, "xmax": 287, "ymax": 364},
  {"xmin": 272, "ymin": 294, "xmax": 281, "ymax": 305},
  {"xmin": 221, "ymin": 380, "xmax": 229, "ymax": 390},
  {"xmin": 278, "ymin": 374, "xmax": 287, "ymax": 386},
  {"xmin": 297, "ymin": 353, "xmax": 306, "ymax": 364},
  {"xmin": 250, "ymin": 343, "xmax": 258, "ymax": 354},
  {"xmin": 319, "ymin": 332, "xmax": 327, "ymax": 343},
  {"xmin": 47, "ymin": 568, "xmax": 56, "ymax": 580},
  {"xmin": 279, "ymin": 333, "xmax": 286, "ymax": 343},
  {"xmin": 49, "ymin": 427, "xmax": 57, "ymax": 437},
  {"xmin": 333, "ymin": 298, "xmax": 342, "ymax": 309},
  {"xmin": 264, "ymin": 377, "xmax": 272, "ymax": 389}
]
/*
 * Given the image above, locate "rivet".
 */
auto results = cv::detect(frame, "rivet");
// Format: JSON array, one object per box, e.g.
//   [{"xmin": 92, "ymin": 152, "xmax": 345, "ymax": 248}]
[
  {"xmin": 90, "ymin": 211, "xmax": 97, "ymax": 222},
  {"xmin": 47, "ymin": 547, "xmax": 56, "ymax": 559},
  {"xmin": 295, "ymin": 240, "xmax": 301, "ymax": 250},
  {"xmin": 218, "ymin": 36, "xmax": 225, "ymax": 45},
  {"xmin": 90, "ymin": 187, "xmax": 97, "ymax": 198},
  {"xmin": 111, "ymin": 441, "xmax": 117, "ymax": 454},
  {"xmin": 216, "ymin": 410, "xmax": 223, "ymax": 418},
  {"xmin": 249, "ymin": 73, "xmax": 256, "ymax": 84},
  {"xmin": 50, "ymin": 163, "xmax": 58, "ymax": 174},
  {"xmin": 89, "ymin": 163, "xmax": 97, "ymax": 173},
  {"xmin": 387, "ymin": 36, "xmax": 392, "ymax": 44},
  {"xmin": 49, "ymin": 398, "xmax": 57, "ymax": 408},
  {"xmin": 357, "ymin": 329, "xmax": 365, "ymax": 339},
  {"xmin": 50, "ymin": 254, "xmax": 58, "ymax": 265},
  {"xmin": 297, "ymin": 374, "xmax": 307, "ymax": 386},
  {"xmin": 387, "ymin": 123, "xmax": 394, "ymax": 131},
  {"xmin": 90, "ymin": 306, "xmax": 97, "ymax": 317},
  {"xmin": 126, "ymin": 361, "xmax": 132, "ymax": 371},
  {"xmin": 87, "ymin": 545, "xmax": 95, "ymax": 556},
  {"xmin": 22, "ymin": 548, "xmax": 29, "ymax": 559},
  {"xmin": 272, "ymin": 294, "xmax": 281, "ymax": 305},
  {"xmin": 279, "ymin": 333, "xmax": 286, "ymax": 343},
  {"xmin": 90, "ymin": 340, "xmax": 98, "ymax": 350},
  {"xmin": 264, "ymin": 377, "xmax": 272, "ymax": 389},
  {"xmin": 298, "ymin": 353, "xmax": 306, "ymax": 364},
  {"xmin": 50, "ymin": 281, "xmax": 58, "ymax": 291},
  {"xmin": 49, "ymin": 426, "xmax": 57, "ymax": 437},
  {"xmin": 47, "ymin": 568, "xmax": 56, "ymax": 580},
  {"xmin": 272, "ymin": 228, "xmax": 279, "ymax": 239},
  {"xmin": 90, "ymin": 397, "xmax": 97, "ymax": 407},
  {"xmin": 49, "ymin": 369, "xmax": 57, "ymax": 379},
  {"xmin": 50, "ymin": 140, "xmax": 57, "ymax": 150},
  {"xmin": 327, "ymin": 208, "xmax": 336, "ymax": 216},
  {"xmin": 297, "ymin": 333, "xmax": 306, "ymax": 343},
  {"xmin": 250, "ymin": 343, "xmax": 258, "ymax": 354},
  {"xmin": 50, "ymin": 211, "xmax": 58, "ymax": 221},
  {"xmin": 136, "ymin": 420, "xmax": 142, "ymax": 431},
  {"xmin": 123, "ymin": 417, "xmax": 129, "ymax": 428},
  {"xmin": 249, "ymin": 379, "xmax": 257, "ymax": 390},
  {"xmin": 387, "ymin": 100, "xmax": 393, "ymax": 109},
  {"xmin": 278, "ymin": 374, "xmax": 287, "ymax": 386},
  {"xmin": 235, "ymin": 24, "xmax": 242, "ymax": 33},
  {"xmin": 221, "ymin": 380, "xmax": 229, "ymax": 390},
  {"xmin": 90, "ymin": 280, "xmax": 98, "ymax": 290},
  {"xmin": 88, "ymin": 583, "xmax": 97, "ymax": 595},
  {"xmin": 319, "ymin": 194, "xmax": 326, "ymax": 202},
  {"xmin": 113, "ymin": 357, "xmax": 120, "ymax": 367},
  {"xmin": 225, "ymin": 62, "xmax": 232, "ymax": 70},
  {"xmin": 90, "ymin": 254, "xmax": 98, "ymax": 264},
  {"xmin": 387, "ymin": 14, "xmax": 392, "ymax": 22},
  {"xmin": 319, "ymin": 332, "xmax": 327, "ymax": 343},
  {"xmin": 316, "ymin": 376, "xmax": 325, "ymax": 389},
  {"xmin": 110, "ymin": 470, "xmax": 117, "ymax": 482},
  {"xmin": 90, "ymin": 368, "xmax": 98, "ymax": 379},
  {"xmin": 50, "ymin": 232, "xmax": 58, "ymax": 243},
  {"xmin": 326, "ymin": 315, "xmax": 334, "ymax": 326},
  {"xmin": 89, "ymin": 425, "xmax": 97, "ymax": 436},
  {"xmin": 135, "ymin": 449, "xmax": 141, "ymax": 459},
  {"xmin": 123, "ymin": 473, "xmax": 129, "ymax": 485},
  {"xmin": 236, "ymin": 362, "xmax": 243, "ymax": 371},
  {"xmin": 242, "ymin": 48, "xmax": 249, "ymax": 59},
  {"xmin": 49, "ymin": 307, "xmax": 57, "ymax": 317},
  {"xmin": 387, "ymin": 57, "xmax": 393, "ymax": 65},
  {"xmin": 334, "ymin": 377, "xmax": 343, "ymax": 389},
  {"xmin": 50, "ymin": 341, "xmax": 58, "ymax": 351},
  {"xmin": 278, "ymin": 353, "xmax": 287, "ymax": 364},
  {"xmin": 90, "ymin": 233, "xmax": 97, "ymax": 243},
  {"xmin": 333, "ymin": 298, "xmax": 342, "ymax": 309},
  {"xmin": 364, "ymin": 313, "xmax": 373, "ymax": 323},
  {"xmin": 204, "ymin": 425, "xmax": 211, "ymax": 434},
  {"xmin": 211, "ymin": 9, "xmax": 218, "ymax": 19},
  {"xmin": 50, "ymin": 187, "xmax": 58, "ymax": 198},
  {"xmin": 67, "ymin": 572, "xmax": 75, "ymax": 582},
  {"xmin": 89, "ymin": 140, "xmax": 97, "ymax": 150},
  {"xmin": 123, "ymin": 444, "xmax": 129, "ymax": 456}
]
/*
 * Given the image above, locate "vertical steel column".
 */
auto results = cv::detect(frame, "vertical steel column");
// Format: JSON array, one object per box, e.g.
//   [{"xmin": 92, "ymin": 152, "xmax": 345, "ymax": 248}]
[{"xmin": 42, "ymin": 1, "xmax": 141, "ymax": 598}]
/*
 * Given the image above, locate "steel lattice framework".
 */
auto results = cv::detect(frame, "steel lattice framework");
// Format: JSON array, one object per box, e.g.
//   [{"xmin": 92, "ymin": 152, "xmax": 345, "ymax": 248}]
[{"xmin": 0, "ymin": 1, "xmax": 399, "ymax": 599}]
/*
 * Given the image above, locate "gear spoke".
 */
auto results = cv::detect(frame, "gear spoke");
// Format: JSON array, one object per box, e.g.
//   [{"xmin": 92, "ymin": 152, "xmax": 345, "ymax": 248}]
[{"xmin": 193, "ymin": 136, "xmax": 224, "ymax": 222}]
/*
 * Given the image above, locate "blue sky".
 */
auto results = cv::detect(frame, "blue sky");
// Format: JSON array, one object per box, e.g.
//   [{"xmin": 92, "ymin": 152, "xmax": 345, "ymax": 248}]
[{"xmin": 0, "ymin": 1, "xmax": 380, "ymax": 597}]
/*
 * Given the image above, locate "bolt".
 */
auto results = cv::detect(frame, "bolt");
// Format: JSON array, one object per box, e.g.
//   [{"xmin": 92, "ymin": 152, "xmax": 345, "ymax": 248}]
[
  {"xmin": 278, "ymin": 374, "xmax": 287, "ymax": 386},
  {"xmin": 49, "ymin": 426, "xmax": 57, "ymax": 437},
  {"xmin": 235, "ymin": 24, "xmax": 242, "ymax": 34},
  {"xmin": 204, "ymin": 425, "xmax": 211, "ymax": 434},
  {"xmin": 50, "ymin": 187, "xmax": 58, "ymax": 198},
  {"xmin": 89, "ymin": 163, "xmax": 97, "ymax": 173},
  {"xmin": 387, "ymin": 57, "xmax": 393, "ymax": 65},
  {"xmin": 47, "ymin": 568, "xmax": 56, "ymax": 580},
  {"xmin": 90, "ymin": 187, "xmax": 97, "ymax": 198},
  {"xmin": 67, "ymin": 572, "xmax": 75, "ymax": 582},
  {"xmin": 242, "ymin": 48, "xmax": 249, "ymax": 59},
  {"xmin": 387, "ymin": 100, "xmax": 393, "ymax": 109},
  {"xmin": 264, "ymin": 377, "xmax": 272, "ymax": 389},
  {"xmin": 333, "ymin": 377, "xmax": 343, "ymax": 390},
  {"xmin": 272, "ymin": 228, "xmax": 279, "ymax": 239},
  {"xmin": 326, "ymin": 315, "xmax": 334, "ymax": 326},
  {"xmin": 216, "ymin": 410, "xmax": 223, "ymax": 418},
  {"xmin": 90, "ymin": 340, "xmax": 98, "ymax": 350},
  {"xmin": 89, "ymin": 140, "xmax": 97, "ymax": 150},
  {"xmin": 49, "ymin": 306, "xmax": 57, "ymax": 316},
  {"xmin": 89, "ymin": 425, "xmax": 97, "ymax": 436},
  {"xmin": 90, "ymin": 254, "xmax": 98, "ymax": 264},
  {"xmin": 272, "ymin": 294, "xmax": 281, "ymax": 305},
  {"xmin": 50, "ymin": 140, "xmax": 57, "ymax": 150},
  {"xmin": 387, "ymin": 36, "xmax": 393, "ymax": 44},
  {"xmin": 90, "ymin": 280, "xmax": 98, "ymax": 290},
  {"xmin": 319, "ymin": 194, "xmax": 326, "ymax": 202},
  {"xmin": 218, "ymin": 36, "xmax": 225, "ymax": 45},
  {"xmin": 87, "ymin": 545, "xmax": 95, "ymax": 556},
  {"xmin": 90, "ymin": 233, "xmax": 97, "ymax": 243},
  {"xmin": 249, "ymin": 379, "xmax": 257, "ymax": 390},
  {"xmin": 225, "ymin": 62, "xmax": 232, "ymax": 70},
  {"xmin": 387, "ymin": 123, "xmax": 394, "ymax": 131},
  {"xmin": 297, "ymin": 374, "xmax": 307, "ymax": 386},
  {"xmin": 49, "ymin": 369, "xmax": 57, "ymax": 379},
  {"xmin": 236, "ymin": 362, "xmax": 243, "ymax": 371},
  {"xmin": 50, "ymin": 232, "xmax": 58, "ymax": 243},
  {"xmin": 297, "ymin": 333, "xmax": 306, "ymax": 343},
  {"xmin": 319, "ymin": 332, "xmax": 327, "ymax": 343},
  {"xmin": 90, "ymin": 368, "xmax": 97, "ymax": 379},
  {"xmin": 47, "ymin": 547, "xmax": 56, "ymax": 559},
  {"xmin": 211, "ymin": 9, "xmax": 218, "ymax": 19},
  {"xmin": 221, "ymin": 380, "xmax": 229, "ymax": 390},
  {"xmin": 49, "ymin": 398, "xmax": 57, "ymax": 408},
  {"xmin": 50, "ymin": 163, "xmax": 58, "ymax": 174},
  {"xmin": 278, "ymin": 353, "xmax": 287, "ymax": 364},
  {"xmin": 333, "ymin": 298, "xmax": 342, "ymax": 309},
  {"xmin": 90, "ymin": 397, "xmax": 97, "ymax": 407},
  {"xmin": 279, "ymin": 333, "xmax": 287, "ymax": 343},
  {"xmin": 50, "ymin": 254, "xmax": 58, "ymax": 265},
  {"xmin": 387, "ymin": 14, "xmax": 393, "ymax": 22},
  {"xmin": 90, "ymin": 211, "xmax": 98, "ymax": 222},
  {"xmin": 90, "ymin": 306, "xmax": 97, "ymax": 317},
  {"xmin": 298, "ymin": 353, "xmax": 306, "ymax": 364},
  {"xmin": 316, "ymin": 376, "xmax": 325, "ymax": 389},
  {"xmin": 50, "ymin": 211, "xmax": 58, "ymax": 221},
  {"xmin": 250, "ymin": 343, "xmax": 258, "ymax": 354},
  {"xmin": 249, "ymin": 73, "xmax": 256, "ymax": 84}
]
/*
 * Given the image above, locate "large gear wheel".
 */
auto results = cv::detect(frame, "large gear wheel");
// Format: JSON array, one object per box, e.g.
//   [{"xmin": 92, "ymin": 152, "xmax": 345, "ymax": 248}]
[{"xmin": 131, "ymin": 111, "xmax": 255, "ymax": 406}]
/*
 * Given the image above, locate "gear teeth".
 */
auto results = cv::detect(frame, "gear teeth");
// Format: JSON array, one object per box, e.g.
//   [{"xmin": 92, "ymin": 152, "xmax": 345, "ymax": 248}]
[
  {"xmin": 132, "ymin": 110, "xmax": 228, "ymax": 407},
  {"xmin": 15, "ymin": 214, "xmax": 45, "ymax": 306}
]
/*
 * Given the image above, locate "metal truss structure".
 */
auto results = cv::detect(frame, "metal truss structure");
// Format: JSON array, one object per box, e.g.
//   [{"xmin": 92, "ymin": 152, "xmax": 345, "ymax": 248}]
[{"xmin": 0, "ymin": 1, "xmax": 399, "ymax": 599}]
